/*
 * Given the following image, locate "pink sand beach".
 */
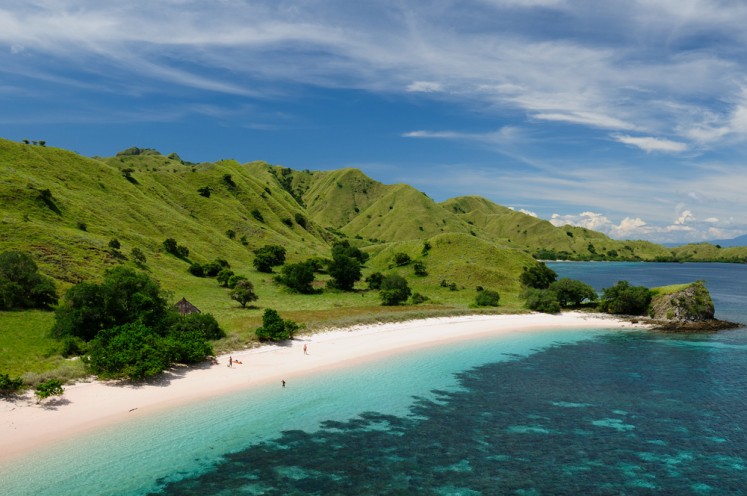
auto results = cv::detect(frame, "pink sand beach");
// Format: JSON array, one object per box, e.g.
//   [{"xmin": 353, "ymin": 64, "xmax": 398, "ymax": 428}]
[{"xmin": 0, "ymin": 312, "xmax": 644, "ymax": 462}]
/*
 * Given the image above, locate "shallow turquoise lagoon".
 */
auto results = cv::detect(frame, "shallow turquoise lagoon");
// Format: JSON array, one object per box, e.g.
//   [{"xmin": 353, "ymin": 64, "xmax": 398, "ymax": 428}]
[{"xmin": 3, "ymin": 262, "xmax": 747, "ymax": 495}]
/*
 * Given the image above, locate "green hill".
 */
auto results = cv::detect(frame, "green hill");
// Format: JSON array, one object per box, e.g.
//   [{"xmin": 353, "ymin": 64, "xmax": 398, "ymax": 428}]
[{"xmin": 2, "ymin": 137, "xmax": 746, "ymax": 377}]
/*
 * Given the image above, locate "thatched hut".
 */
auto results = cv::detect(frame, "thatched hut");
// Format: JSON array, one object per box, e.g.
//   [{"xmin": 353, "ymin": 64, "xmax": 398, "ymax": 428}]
[{"xmin": 175, "ymin": 297, "xmax": 201, "ymax": 316}]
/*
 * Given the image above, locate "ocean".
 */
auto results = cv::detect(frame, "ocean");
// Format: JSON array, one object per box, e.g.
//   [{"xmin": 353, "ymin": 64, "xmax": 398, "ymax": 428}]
[{"xmin": 3, "ymin": 262, "xmax": 747, "ymax": 495}]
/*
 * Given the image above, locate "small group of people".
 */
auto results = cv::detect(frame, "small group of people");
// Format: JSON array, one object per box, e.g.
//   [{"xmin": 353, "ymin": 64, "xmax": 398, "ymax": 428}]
[{"xmin": 227, "ymin": 356, "xmax": 242, "ymax": 367}]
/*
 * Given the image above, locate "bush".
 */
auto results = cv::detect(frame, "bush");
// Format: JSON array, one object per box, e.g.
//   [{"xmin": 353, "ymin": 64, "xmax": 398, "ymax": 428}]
[
  {"xmin": 171, "ymin": 313, "xmax": 225, "ymax": 340},
  {"xmin": 226, "ymin": 274, "xmax": 247, "ymax": 289},
  {"xmin": 278, "ymin": 262, "xmax": 316, "ymax": 294},
  {"xmin": 366, "ymin": 272, "xmax": 384, "ymax": 290},
  {"xmin": 598, "ymin": 280, "xmax": 652, "ymax": 315},
  {"xmin": 187, "ymin": 263, "xmax": 205, "ymax": 277},
  {"xmin": 327, "ymin": 253, "xmax": 362, "ymax": 291},
  {"xmin": 164, "ymin": 330, "xmax": 213, "ymax": 365},
  {"xmin": 520, "ymin": 262, "xmax": 558, "ymax": 289},
  {"xmin": 87, "ymin": 323, "xmax": 170, "ymax": 380},
  {"xmin": 331, "ymin": 241, "xmax": 369, "ymax": 264},
  {"xmin": 197, "ymin": 186, "xmax": 212, "ymax": 198},
  {"xmin": 253, "ymin": 245, "xmax": 286, "ymax": 273},
  {"xmin": 413, "ymin": 261, "xmax": 428, "ymax": 276},
  {"xmin": 108, "ymin": 238, "xmax": 121, "ymax": 250},
  {"xmin": 251, "ymin": 208, "xmax": 264, "ymax": 223},
  {"xmin": 0, "ymin": 373, "xmax": 24, "ymax": 395},
  {"xmin": 410, "ymin": 293, "xmax": 429, "ymax": 304},
  {"xmin": 217, "ymin": 268, "xmax": 235, "ymax": 287},
  {"xmin": 294, "ymin": 213, "xmax": 307, "ymax": 229},
  {"xmin": 393, "ymin": 252, "xmax": 411, "ymax": 266},
  {"xmin": 0, "ymin": 251, "xmax": 58, "ymax": 310},
  {"xmin": 203, "ymin": 259, "xmax": 229, "ymax": 277},
  {"xmin": 34, "ymin": 378, "xmax": 64, "ymax": 403},
  {"xmin": 475, "ymin": 289, "xmax": 500, "ymax": 307},
  {"xmin": 550, "ymin": 278, "xmax": 597, "ymax": 307},
  {"xmin": 255, "ymin": 309, "xmax": 300, "ymax": 341},
  {"xmin": 524, "ymin": 288, "xmax": 561, "ymax": 314},
  {"xmin": 380, "ymin": 274, "xmax": 411, "ymax": 306},
  {"xmin": 163, "ymin": 238, "xmax": 189, "ymax": 259}
]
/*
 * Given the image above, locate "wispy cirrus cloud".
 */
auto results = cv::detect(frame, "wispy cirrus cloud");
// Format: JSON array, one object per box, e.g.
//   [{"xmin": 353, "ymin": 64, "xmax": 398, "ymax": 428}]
[{"xmin": 612, "ymin": 134, "xmax": 688, "ymax": 153}]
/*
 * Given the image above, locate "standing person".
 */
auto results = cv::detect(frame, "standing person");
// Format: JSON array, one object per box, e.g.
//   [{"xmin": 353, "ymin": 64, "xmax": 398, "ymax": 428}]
[
  {"xmin": 282, "ymin": 380, "xmax": 286, "ymax": 387},
  {"xmin": 229, "ymin": 356, "xmax": 233, "ymax": 368},
  {"xmin": 303, "ymin": 344, "xmax": 308, "ymax": 355}
]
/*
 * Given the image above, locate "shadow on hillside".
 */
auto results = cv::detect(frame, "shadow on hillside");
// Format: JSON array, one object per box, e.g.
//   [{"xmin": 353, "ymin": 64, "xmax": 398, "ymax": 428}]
[{"xmin": 39, "ymin": 397, "xmax": 71, "ymax": 410}]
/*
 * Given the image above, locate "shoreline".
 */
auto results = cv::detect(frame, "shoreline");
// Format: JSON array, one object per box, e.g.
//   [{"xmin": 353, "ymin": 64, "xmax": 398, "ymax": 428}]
[{"xmin": 0, "ymin": 312, "xmax": 645, "ymax": 463}]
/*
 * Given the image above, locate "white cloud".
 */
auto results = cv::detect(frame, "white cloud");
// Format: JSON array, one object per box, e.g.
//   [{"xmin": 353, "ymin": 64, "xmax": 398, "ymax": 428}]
[
  {"xmin": 406, "ymin": 81, "xmax": 443, "ymax": 93},
  {"xmin": 612, "ymin": 134, "xmax": 687, "ymax": 153},
  {"xmin": 510, "ymin": 207, "xmax": 538, "ymax": 217},
  {"xmin": 675, "ymin": 209, "xmax": 694, "ymax": 225},
  {"xmin": 401, "ymin": 127, "xmax": 524, "ymax": 145}
]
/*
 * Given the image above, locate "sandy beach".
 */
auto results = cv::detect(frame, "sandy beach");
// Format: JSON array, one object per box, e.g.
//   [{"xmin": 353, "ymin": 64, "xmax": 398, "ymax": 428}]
[{"xmin": 0, "ymin": 312, "xmax": 644, "ymax": 462}]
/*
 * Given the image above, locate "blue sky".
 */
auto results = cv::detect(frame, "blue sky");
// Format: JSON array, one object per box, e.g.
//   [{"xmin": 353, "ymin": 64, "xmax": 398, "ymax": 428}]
[{"xmin": 2, "ymin": 0, "xmax": 747, "ymax": 243}]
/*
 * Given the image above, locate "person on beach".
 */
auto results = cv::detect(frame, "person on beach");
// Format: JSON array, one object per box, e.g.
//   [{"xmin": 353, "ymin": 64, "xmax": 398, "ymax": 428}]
[
  {"xmin": 282, "ymin": 380, "xmax": 286, "ymax": 387},
  {"xmin": 229, "ymin": 356, "xmax": 232, "ymax": 368},
  {"xmin": 303, "ymin": 344, "xmax": 308, "ymax": 355}
]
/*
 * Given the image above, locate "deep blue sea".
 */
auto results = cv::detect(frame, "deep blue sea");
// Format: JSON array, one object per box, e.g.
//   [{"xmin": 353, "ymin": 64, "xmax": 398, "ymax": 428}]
[{"xmin": 3, "ymin": 262, "xmax": 747, "ymax": 495}]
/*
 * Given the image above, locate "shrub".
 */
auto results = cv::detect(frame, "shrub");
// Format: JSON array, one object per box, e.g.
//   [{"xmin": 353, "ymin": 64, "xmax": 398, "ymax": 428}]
[
  {"xmin": 277, "ymin": 262, "xmax": 316, "ymax": 294},
  {"xmin": 222, "ymin": 174, "xmax": 236, "ymax": 188},
  {"xmin": 413, "ymin": 261, "xmax": 427, "ymax": 276},
  {"xmin": 197, "ymin": 186, "xmax": 212, "ymax": 198},
  {"xmin": 87, "ymin": 323, "xmax": 170, "ymax": 380},
  {"xmin": 380, "ymin": 274, "xmax": 411, "ymax": 306},
  {"xmin": 251, "ymin": 208, "xmax": 264, "ymax": 223},
  {"xmin": 187, "ymin": 263, "xmax": 205, "ymax": 277},
  {"xmin": 598, "ymin": 280, "xmax": 652, "ymax": 315},
  {"xmin": 255, "ymin": 309, "xmax": 300, "ymax": 341},
  {"xmin": 0, "ymin": 373, "xmax": 24, "ymax": 395},
  {"xmin": 203, "ymin": 259, "xmax": 229, "ymax": 277},
  {"xmin": 475, "ymin": 289, "xmax": 500, "ymax": 307},
  {"xmin": 226, "ymin": 274, "xmax": 247, "ymax": 289},
  {"xmin": 524, "ymin": 288, "xmax": 561, "ymax": 313},
  {"xmin": 393, "ymin": 252, "xmax": 411, "ymax": 266},
  {"xmin": 34, "ymin": 378, "xmax": 64, "ymax": 403},
  {"xmin": 253, "ymin": 245, "xmax": 286, "ymax": 273},
  {"xmin": 225, "ymin": 229, "xmax": 235, "ymax": 239},
  {"xmin": 108, "ymin": 238, "xmax": 121, "ymax": 250},
  {"xmin": 366, "ymin": 272, "xmax": 384, "ymax": 290},
  {"xmin": 77, "ymin": 221, "xmax": 88, "ymax": 231},
  {"xmin": 410, "ymin": 293, "xmax": 429, "ymax": 304},
  {"xmin": 171, "ymin": 313, "xmax": 225, "ymax": 340},
  {"xmin": 294, "ymin": 213, "xmax": 307, "ymax": 229},
  {"xmin": 217, "ymin": 268, "xmax": 235, "ymax": 287},
  {"xmin": 327, "ymin": 253, "xmax": 362, "ymax": 291},
  {"xmin": 550, "ymin": 278, "xmax": 597, "ymax": 308}
]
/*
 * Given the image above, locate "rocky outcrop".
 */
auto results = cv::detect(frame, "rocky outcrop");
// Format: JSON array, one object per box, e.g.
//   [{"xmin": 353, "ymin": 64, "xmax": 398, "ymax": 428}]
[{"xmin": 644, "ymin": 281, "xmax": 739, "ymax": 332}]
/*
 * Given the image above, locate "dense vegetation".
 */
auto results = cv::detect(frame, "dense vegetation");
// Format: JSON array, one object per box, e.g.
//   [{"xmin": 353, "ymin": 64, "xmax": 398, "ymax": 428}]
[{"xmin": 0, "ymin": 138, "xmax": 743, "ymax": 386}]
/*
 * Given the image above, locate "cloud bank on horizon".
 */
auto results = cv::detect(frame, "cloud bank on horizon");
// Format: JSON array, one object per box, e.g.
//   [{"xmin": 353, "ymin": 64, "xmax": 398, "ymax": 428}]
[{"xmin": 1, "ymin": 0, "xmax": 746, "ymax": 243}]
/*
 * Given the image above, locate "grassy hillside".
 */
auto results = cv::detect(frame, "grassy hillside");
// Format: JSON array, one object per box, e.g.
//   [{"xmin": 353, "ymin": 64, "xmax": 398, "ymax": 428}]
[{"xmin": 1, "ymin": 137, "xmax": 745, "ymax": 378}]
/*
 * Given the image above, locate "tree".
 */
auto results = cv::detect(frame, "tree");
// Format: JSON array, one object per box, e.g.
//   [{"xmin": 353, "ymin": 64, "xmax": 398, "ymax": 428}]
[
  {"xmin": 550, "ymin": 278, "xmax": 597, "ymax": 308},
  {"xmin": 108, "ymin": 238, "xmax": 121, "ymax": 251},
  {"xmin": 366, "ymin": 272, "xmax": 384, "ymax": 290},
  {"xmin": 170, "ymin": 313, "xmax": 225, "ymax": 340},
  {"xmin": 255, "ymin": 309, "xmax": 300, "ymax": 341},
  {"xmin": 253, "ymin": 245, "xmax": 286, "ymax": 273},
  {"xmin": 216, "ymin": 268, "xmax": 235, "ymax": 287},
  {"xmin": 327, "ymin": 253, "xmax": 362, "ymax": 291},
  {"xmin": 393, "ymin": 252, "xmax": 411, "ymax": 267},
  {"xmin": 524, "ymin": 288, "xmax": 561, "ymax": 314},
  {"xmin": 53, "ymin": 267, "xmax": 170, "ymax": 340},
  {"xmin": 34, "ymin": 378, "xmax": 64, "ymax": 403},
  {"xmin": 379, "ymin": 274, "xmax": 411, "ymax": 306},
  {"xmin": 598, "ymin": 280, "xmax": 652, "ymax": 315},
  {"xmin": 188, "ymin": 263, "xmax": 205, "ymax": 277},
  {"xmin": 278, "ymin": 262, "xmax": 315, "ymax": 293},
  {"xmin": 520, "ymin": 262, "xmax": 558, "ymax": 289},
  {"xmin": 331, "ymin": 240, "xmax": 369, "ymax": 264},
  {"xmin": 230, "ymin": 280, "xmax": 258, "ymax": 308},
  {"xmin": 0, "ymin": 251, "xmax": 58, "ymax": 310},
  {"xmin": 413, "ymin": 261, "xmax": 428, "ymax": 276},
  {"xmin": 475, "ymin": 289, "xmax": 500, "ymax": 307},
  {"xmin": 87, "ymin": 323, "xmax": 170, "ymax": 380}
]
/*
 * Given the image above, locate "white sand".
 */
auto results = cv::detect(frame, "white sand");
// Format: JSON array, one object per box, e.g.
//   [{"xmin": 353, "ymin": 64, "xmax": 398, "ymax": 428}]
[{"xmin": 0, "ymin": 312, "xmax": 644, "ymax": 462}]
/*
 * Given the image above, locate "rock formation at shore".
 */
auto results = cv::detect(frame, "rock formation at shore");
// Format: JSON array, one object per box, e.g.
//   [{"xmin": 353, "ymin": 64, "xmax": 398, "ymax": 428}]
[{"xmin": 645, "ymin": 281, "xmax": 739, "ymax": 331}]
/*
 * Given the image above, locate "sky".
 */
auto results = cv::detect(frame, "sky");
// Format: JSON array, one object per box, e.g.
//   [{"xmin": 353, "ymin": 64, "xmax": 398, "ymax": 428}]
[{"xmin": 2, "ymin": 0, "xmax": 747, "ymax": 244}]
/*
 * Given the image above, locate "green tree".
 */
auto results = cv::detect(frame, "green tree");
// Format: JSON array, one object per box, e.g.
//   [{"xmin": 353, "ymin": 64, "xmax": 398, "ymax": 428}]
[
  {"xmin": 475, "ymin": 289, "xmax": 500, "ymax": 307},
  {"xmin": 598, "ymin": 280, "xmax": 652, "ymax": 315},
  {"xmin": 230, "ymin": 280, "xmax": 259, "ymax": 308},
  {"xmin": 379, "ymin": 274, "xmax": 411, "ymax": 306},
  {"xmin": 255, "ymin": 309, "xmax": 300, "ymax": 341},
  {"xmin": 163, "ymin": 330, "xmax": 213, "ymax": 364},
  {"xmin": 366, "ymin": 272, "xmax": 384, "ymax": 290},
  {"xmin": 170, "ymin": 313, "xmax": 225, "ymax": 340},
  {"xmin": 253, "ymin": 245, "xmax": 287, "ymax": 273},
  {"xmin": 216, "ymin": 268, "xmax": 235, "ymax": 287},
  {"xmin": 393, "ymin": 252, "xmax": 411, "ymax": 266},
  {"xmin": 413, "ymin": 261, "xmax": 428, "ymax": 276},
  {"xmin": 53, "ymin": 267, "xmax": 170, "ymax": 340},
  {"xmin": 524, "ymin": 288, "xmax": 561, "ymax": 313},
  {"xmin": 332, "ymin": 240, "xmax": 369, "ymax": 264},
  {"xmin": 550, "ymin": 278, "xmax": 597, "ymax": 308},
  {"xmin": 88, "ymin": 323, "xmax": 170, "ymax": 380},
  {"xmin": 226, "ymin": 274, "xmax": 247, "ymax": 289},
  {"xmin": 278, "ymin": 262, "xmax": 316, "ymax": 293},
  {"xmin": 520, "ymin": 262, "xmax": 558, "ymax": 289},
  {"xmin": 108, "ymin": 238, "xmax": 121, "ymax": 250},
  {"xmin": 327, "ymin": 253, "xmax": 362, "ymax": 291},
  {"xmin": 34, "ymin": 378, "xmax": 64, "ymax": 403},
  {"xmin": 0, "ymin": 251, "xmax": 58, "ymax": 310}
]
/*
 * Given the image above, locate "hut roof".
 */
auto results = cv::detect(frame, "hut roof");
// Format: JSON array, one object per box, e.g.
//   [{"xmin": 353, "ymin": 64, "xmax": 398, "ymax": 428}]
[{"xmin": 175, "ymin": 297, "xmax": 201, "ymax": 315}]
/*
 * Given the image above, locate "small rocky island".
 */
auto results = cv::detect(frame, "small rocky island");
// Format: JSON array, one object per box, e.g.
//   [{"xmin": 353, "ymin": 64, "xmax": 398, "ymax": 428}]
[{"xmin": 644, "ymin": 281, "xmax": 740, "ymax": 332}]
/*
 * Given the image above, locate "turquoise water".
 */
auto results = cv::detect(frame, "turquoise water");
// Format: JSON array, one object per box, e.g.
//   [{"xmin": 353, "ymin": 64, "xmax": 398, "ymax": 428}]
[{"xmin": 3, "ymin": 262, "xmax": 747, "ymax": 494}]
